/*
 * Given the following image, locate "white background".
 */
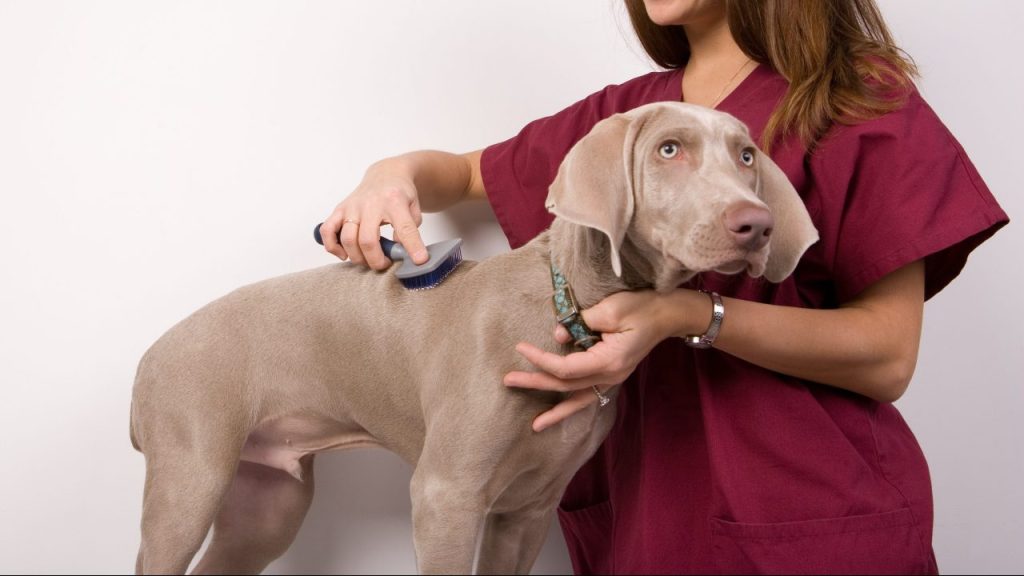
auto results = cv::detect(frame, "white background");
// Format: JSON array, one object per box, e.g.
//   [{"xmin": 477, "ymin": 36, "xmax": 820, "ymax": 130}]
[{"xmin": 0, "ymin": 1, "xmax": 1020, "ymax": 574}]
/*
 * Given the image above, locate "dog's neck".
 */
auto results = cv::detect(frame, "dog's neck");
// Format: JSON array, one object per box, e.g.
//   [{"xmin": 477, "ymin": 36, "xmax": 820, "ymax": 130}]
[{"xmin": 546, "ymin": 219, "xmax": 655, "ymax": 310}]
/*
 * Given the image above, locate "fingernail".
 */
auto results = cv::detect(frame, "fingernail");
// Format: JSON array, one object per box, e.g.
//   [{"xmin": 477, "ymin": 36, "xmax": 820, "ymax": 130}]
[{"xmin": 415, "ymin": 249, "xmax": 428, "ymax": 262}]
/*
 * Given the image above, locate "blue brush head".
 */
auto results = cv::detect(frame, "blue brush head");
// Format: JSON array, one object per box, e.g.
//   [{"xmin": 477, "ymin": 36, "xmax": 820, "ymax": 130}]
[
  {"xmin": 313, "ymin": 223, "xmax": 463, "ymax": 290},
  {"xmin": 389, "ymin": 238, "xmax": 463, "ymax": 290},
  {"xmin": 395, "ymin": 244, "xmax": 463, "ymax": 290}
]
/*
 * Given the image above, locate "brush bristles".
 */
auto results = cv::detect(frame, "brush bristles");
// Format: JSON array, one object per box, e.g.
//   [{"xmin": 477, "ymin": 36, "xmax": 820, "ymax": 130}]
[{"xmin": 398, "ymin": 247, "xmax": 463, "ymax": 290}]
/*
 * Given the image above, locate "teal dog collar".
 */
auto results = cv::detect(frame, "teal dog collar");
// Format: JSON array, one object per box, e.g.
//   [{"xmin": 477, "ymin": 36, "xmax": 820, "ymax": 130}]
[
  {"xmin": 550, "ymin": 264, "xmax": 601, "ymax": 350},
  {"xmin": 550, "ymin": 263, "xmax": 610, "ymax": 407}
]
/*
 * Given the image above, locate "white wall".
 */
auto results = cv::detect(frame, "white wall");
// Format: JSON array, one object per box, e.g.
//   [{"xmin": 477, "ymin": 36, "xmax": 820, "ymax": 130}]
[{"xmin": 0, "ymin": 1, "xmax": 1019, "ymax": 574}]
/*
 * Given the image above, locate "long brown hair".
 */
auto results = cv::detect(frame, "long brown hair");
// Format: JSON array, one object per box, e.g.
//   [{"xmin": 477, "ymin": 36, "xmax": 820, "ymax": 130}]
[{"xmin": 625, "ymin": 0, "xmax": 918, "ymax": 151}]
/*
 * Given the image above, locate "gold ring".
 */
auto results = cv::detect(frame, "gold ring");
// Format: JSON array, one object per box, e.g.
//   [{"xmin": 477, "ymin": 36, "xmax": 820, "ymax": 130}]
[
  {"xmin": 592, "ymin": 386, "xmax": 610, "ymax": 408},
  {"xmin": 343, "ymin": 218, "xmax": 359, "ymax": 225}
]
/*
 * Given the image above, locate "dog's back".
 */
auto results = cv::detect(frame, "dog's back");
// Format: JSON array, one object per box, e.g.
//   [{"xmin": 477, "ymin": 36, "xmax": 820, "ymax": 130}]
[{"xmin": 130, "ymin": 234, "xmax": 587, "ymax": 466}]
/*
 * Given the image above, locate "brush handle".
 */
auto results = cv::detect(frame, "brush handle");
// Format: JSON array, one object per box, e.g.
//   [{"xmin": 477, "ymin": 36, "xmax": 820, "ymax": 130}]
[
  {"xmin": 379, "ymin": 237, "xmax": 407, "ymax": 261},
  {"xmin": 313, "ymin": 223, "xmax": 402, "ymax": 261}
]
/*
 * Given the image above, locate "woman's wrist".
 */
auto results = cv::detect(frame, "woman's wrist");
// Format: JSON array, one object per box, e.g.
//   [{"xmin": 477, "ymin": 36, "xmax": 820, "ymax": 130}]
[
  {"xmin": 662, "ymin": 288, "xmax": 718, "ymax": 340},
  {"xmin": 365, "ymin": 154, "xmax": 417, "ymax": 183},
  {"xmin": 367, "ymin": 151, "xmax": 473, "ymax": 211}
]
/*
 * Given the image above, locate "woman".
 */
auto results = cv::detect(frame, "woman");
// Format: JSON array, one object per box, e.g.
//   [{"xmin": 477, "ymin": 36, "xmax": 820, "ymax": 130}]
[{"xmin": 321, "ymin": 0, "xmax": 1008, "ymax": 572}]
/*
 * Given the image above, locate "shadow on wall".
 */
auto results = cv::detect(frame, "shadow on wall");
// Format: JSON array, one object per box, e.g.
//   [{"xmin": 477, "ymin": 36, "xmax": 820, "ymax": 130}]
[
  {"xmin": 267, "ymin": 450, "xmax": 572, "ymax": 575},
  {"xmin": 435, "ymin": 199, "xmax": 514, "ymax": 262},
  {"xmin": 268, "ymin": 450, "xmax": 418, "ymax": 574}
]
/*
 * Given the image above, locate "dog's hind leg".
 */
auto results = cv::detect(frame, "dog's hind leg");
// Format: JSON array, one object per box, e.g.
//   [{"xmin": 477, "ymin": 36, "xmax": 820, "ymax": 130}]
[
  {"xmin": 136, "ymin": 450, "xmax": 239, "ymax": 575},
  {"xmin": 190, "ymin": 456, "xmax": 316, "ymax": 575},
  {"xmin": 475, "ymin": 506, "xmax": 558, "ymax": 575}
]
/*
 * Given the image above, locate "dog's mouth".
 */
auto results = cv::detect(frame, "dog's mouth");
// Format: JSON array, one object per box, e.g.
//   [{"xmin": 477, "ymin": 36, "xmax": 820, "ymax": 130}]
[
  {"xmin": 672, "ymin": 239, "xmax": 769, "ymax": 280},
  {"xmin": 713, "ymin": 260, "xmax": 749, "ymax": 275},
  {"xmin": 712, "ymin": 250, "xmax": 768, "ymax": 278}
]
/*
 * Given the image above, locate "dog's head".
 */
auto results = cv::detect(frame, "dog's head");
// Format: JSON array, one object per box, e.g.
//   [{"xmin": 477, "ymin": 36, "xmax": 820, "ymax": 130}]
[{"xmin": 545, "ymin": 102, "xmax": 818, "ymax": 290}]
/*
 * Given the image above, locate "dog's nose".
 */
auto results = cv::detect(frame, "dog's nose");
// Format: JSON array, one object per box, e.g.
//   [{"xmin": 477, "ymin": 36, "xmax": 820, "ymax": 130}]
[{"xmin": 723, "ymin": 203, "xmax": 774, "ymax": 251}]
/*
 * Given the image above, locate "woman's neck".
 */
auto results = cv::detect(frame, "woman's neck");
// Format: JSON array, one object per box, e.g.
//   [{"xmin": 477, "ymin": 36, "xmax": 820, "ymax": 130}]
[
  {"xmin": 681, "ymin": 16, "xmax": 755, "ymax": 107},
  {"xmin": 684, "ymin": 12, "xmax": 746, "ymax": 70}
]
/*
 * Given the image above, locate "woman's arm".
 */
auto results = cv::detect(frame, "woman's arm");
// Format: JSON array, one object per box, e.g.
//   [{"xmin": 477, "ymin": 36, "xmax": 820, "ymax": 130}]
[
  {"xmin": 687, "ymin": 260, "xmax": 924, "ymax": 402},
  {"xmin": 505, "ymin": 260, "xmax": 925, "ymax": 431}
]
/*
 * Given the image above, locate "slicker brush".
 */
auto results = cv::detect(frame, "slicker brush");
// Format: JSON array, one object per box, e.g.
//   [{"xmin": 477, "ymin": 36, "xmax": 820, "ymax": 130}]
[{"xmin": 314, "ymin": 223, "xmax": 463, "ymax": 290}]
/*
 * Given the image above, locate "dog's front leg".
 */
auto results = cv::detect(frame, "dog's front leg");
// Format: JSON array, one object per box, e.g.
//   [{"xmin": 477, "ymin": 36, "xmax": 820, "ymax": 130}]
[
  {"xmin": 409, "ymin": 466, "xmax": 486, "ymax": 574},
  {"xmin": 475, "ymin": 506, "xmax": 558, "ymax": 575}
]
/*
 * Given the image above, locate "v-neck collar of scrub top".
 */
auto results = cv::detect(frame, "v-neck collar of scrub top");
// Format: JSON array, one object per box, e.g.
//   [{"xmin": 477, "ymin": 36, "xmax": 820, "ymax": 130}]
[{"xmin": 666, "ymin": 61, "xmax": 776, "ymax": 111}]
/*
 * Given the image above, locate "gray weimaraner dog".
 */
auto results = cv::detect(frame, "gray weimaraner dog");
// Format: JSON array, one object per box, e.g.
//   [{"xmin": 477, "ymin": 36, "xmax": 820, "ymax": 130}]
[{"xmin": 130, "ymin": 101, "xmax": 818, "ymax": 574}]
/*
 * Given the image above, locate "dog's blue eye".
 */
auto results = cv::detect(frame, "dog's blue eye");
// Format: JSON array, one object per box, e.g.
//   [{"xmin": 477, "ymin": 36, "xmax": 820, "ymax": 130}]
[
  {"xmin": 740, "ymin": 149, "xmax": 755, "ymax": 166},
  {"xmin": 659, "ymin": 142, "xmax": 680, "ymax": 159}
]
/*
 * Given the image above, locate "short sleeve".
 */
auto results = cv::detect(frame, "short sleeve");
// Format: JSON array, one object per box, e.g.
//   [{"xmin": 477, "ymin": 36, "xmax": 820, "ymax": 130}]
[
  {"xmin": 809, "ymin": 91, "xmax": 1009, "ymax": 302},
  {"xmin": 480, "ymin": 71, "xmax": 677, "ymax": 248}
]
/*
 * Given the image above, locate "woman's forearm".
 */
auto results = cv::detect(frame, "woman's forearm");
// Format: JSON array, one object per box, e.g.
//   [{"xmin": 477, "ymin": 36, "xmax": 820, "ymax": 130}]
[
  {"xmin": 369, "ymin": 149, "xmax": 483, "ymax": 212},
  {"xmin": 665, "ymin": 261, "xmax": 925, "ymax": 402}
]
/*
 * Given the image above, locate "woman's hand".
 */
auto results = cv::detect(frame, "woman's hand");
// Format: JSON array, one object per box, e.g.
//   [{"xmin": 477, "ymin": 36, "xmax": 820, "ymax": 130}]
[
  {"xmin": 321, "ymin": 160, "xmax": 430, "ymax": 270},
  {"xmin": 321, "ymin": 150, "xmax": 484, "ymax": 269},
  {"xmin": 504, "ymin": 289, "xmax": 703, "ymax": 432}
]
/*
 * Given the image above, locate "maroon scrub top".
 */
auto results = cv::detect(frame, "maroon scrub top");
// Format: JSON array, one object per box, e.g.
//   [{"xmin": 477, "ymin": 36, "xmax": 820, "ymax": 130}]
[{"xmin": 481, "ymin": 65, "xmax": 1009, "ymax": 575}]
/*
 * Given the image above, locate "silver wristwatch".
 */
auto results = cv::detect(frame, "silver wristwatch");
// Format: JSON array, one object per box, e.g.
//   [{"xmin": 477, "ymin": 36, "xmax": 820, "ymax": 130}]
[{"xmin": 684, "ymin": 290, "xmax": 724, "ymax": 349}]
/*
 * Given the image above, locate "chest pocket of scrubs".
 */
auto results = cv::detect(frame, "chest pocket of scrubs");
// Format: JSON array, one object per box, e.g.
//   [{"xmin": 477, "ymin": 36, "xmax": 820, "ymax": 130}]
[{"xmin": 710, "ymin": 508, "xmax": 934, "ymax": 575}]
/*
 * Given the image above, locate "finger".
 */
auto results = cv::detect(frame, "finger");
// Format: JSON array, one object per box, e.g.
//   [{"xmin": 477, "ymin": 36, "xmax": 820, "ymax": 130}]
[
  {"xmin": 578, "ymin": 304, "xmax": 616, "ymax": 333},
  {"xmin": 321, "ymin": 217, "xmax": 348, "ymax": 261},
  {"xmin": 357, "ymin": 213, "xmax": 391, "ymax": 270},
  {"xmin": 386, "ymin": 205, "xmax": 428, "ymax": 265},
  {"xmin": 533, "ymin": 390, "xmax": 595, "ymax": 432},
  {"xmin": 553, "ymin": 324, "xmax": 571, "ymax": 344},
  {"xmin": 514, "ymin": 341, "xmax": 611, "ymax": 381},
  {"xmin": 339, "ymin": 218, "xmax": 364, "ymax": 265},
  {"xmin": 409, "ymin": 197, "xmax": 423, "ymax": 227},
  {"xmin": 503, "ymin": 368, "xmax": 605, "ymax": 392}
]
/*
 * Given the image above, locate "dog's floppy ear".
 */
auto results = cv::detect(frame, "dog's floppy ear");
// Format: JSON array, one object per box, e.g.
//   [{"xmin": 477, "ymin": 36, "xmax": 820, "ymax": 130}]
[
  {"xmin": 545, "ymin": 112, "xmax": 640, "ymax": 277},
  {"xmin": 756, "ymin": 151, "xmax": 819, "ymax": 282}
]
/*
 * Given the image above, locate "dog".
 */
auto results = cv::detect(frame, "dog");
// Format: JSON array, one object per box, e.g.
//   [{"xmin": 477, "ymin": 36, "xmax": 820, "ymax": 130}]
[{"xmin": 130, "ymin": 101, "xmax": 818, "ymax": 574}]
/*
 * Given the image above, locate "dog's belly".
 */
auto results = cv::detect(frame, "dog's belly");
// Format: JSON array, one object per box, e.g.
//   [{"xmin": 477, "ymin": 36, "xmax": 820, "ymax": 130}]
[{"xmin": 239, "ymin": 414, "xmax": 380, "ymax": 481}]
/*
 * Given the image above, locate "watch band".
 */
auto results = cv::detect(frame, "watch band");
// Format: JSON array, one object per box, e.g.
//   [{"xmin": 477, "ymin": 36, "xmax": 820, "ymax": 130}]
[{"xmin": 684, "ymin": 290, "xmax": 724, "ymax": 349}]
